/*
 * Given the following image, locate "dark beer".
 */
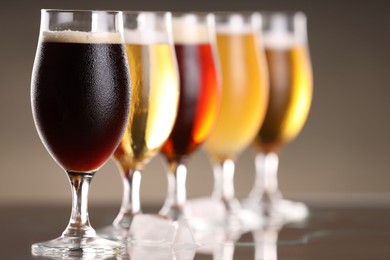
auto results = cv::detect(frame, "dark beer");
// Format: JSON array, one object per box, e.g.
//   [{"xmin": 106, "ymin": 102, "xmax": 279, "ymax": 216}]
[
  {"xmin": 161, "ymin": 43, "xmax": 219, "ymax": 161},
  {"xmin": 31, "ymin": 32, "xmax": 130, "ymax": 172}
]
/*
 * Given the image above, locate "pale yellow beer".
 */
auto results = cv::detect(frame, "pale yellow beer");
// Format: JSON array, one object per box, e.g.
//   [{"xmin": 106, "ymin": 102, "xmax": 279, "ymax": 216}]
[
  {"xmin": 204, "ymin": 32, "xmax": 268, "ymax": 162},
  {"xmin": 115, "ymin": 43, "xmax": 179, "ymax": 170},
  {"xmin": 255, "ymin": 45, "xmax": 312, "ymax": 153},
  {"xmin": 99, "ymin": 12, "xmax": 179, "ymax": 240}
]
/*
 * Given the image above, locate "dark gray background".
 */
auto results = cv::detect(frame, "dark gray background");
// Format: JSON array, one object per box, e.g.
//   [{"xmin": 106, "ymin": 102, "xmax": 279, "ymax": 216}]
[{"xmin": 1, "ymin": 0, "xmax": 389, "ymax": 207}]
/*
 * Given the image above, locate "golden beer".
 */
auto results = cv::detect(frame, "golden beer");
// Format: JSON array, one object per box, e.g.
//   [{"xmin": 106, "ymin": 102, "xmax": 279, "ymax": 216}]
[
  {"xmin": 255, "ymin": 44, "xmax": 312, "ymax": 153},
  {"xmin": 204, "ymin": 32, "xmax": 268, "ymax": 162},
  {"xmin": 115, "ymin": 43, "xmax": 179, "ymax": 170}
]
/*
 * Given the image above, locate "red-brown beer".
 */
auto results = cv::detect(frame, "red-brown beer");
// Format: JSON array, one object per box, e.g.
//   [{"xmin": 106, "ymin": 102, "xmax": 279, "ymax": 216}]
[{"xmin": 161, "ymin": 43, "xmax": 219, "ymax": 161}]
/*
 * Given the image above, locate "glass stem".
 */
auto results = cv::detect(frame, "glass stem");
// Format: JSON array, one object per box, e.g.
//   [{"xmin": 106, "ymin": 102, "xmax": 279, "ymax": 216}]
[
  {"xmin": 62, "ymin": 171, "xmax": 96, "ymax": 238},
  {"xmin": 159, "ymin": 160, "xmax": 187, "ymax": 220},
  {"xmin": 249, "ymin": 152, "xmax": 282, "ymax": 205},
  {"xmin": 253, "ymin": 226, "xmax": 279, "ymax": 260},
  {"xmin": 212, "ymin": 159, "xmax": 239, "ymax": 213},
  {"xmin": 113, "ymin": 168, "xmax": 141, "ymax": 229}
]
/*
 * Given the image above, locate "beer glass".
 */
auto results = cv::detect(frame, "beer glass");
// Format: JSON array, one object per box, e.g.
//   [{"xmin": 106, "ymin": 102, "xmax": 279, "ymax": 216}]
[
  {"xmin": 31, "ymin": 9, "xmax": 130, "ymax": 256},
  {"xmin": 201, "ymin": 12, "xmax": 269, "ymax": 227},
  {"xmin": 159, "ymin": 12, "xmax": 221, "ymax": 222},
  {"xmin": 98, "ymin": 11, "xmax": 179, "ymax": 241},
  {"xmin": 244, "ymin": 11, "xmax": 313, "ymax": 222}
]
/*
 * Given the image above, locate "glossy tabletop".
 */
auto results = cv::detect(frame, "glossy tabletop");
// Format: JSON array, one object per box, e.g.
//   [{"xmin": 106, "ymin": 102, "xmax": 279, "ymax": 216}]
[{"xmin": 1, "ymin": 203, "xmax": 390, "ymax": 259}]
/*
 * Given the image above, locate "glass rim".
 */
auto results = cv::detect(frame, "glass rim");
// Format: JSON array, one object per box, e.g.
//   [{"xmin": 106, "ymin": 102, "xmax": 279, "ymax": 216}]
[
  {"xmin": 213, "ymin": 11, "xmax": 261, "ymax": 17},
  {"xmin": 260, "ymin": 10, "xmax": 307, "ymax": 19},
  {"xmin": 171, "ymin": 12, "xmax": 215, "ymax": 26},
  {"xmin": 171, "ymin": 11, "xmax": 214, "ymax": 17},
  {"xmin": 39, "ymin": 8, "xmax": 126, "ymax": 38},
  {"xmin": 41, "ymin": 9, "xmax": 123, "ymax": 15},
  {"xmin": 213, "ymin": 11, "xmax": 262, "ymax": 32},
  {"xmin": 122, "ymin": 10, "xmax": 171, "ymax": 15}
]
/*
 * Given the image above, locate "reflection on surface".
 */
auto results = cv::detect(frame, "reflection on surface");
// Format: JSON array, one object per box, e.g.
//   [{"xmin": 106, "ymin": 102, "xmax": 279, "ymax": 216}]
[
  {"xmin": 252, "ymin": 222, "xmax": 282, "ymax": 260},
  {"xmin": 120, "ymin": 244, "xmax": 196, "ymax": 260},
  {"xmin": 4, "ymin": 205, "xmax": 390, "ymax": 259},
  {"xmin": 128, "ymin": 214, "xmax": 195, "ymax": 247},
  {"xmin": 34, "ymin": 255, "xmax": 116, "ymax": 260},
  {"xmin": 35, "ymin": 206, "xmax": 390, "ymax": 260},
  {"xmin": 195, "ymin": 224, "xmax": 242, "ymax": 260},
  {"xmin": 49, "ymin": 228, "xmax": 390, "ymax": 260},
  {"xmin": 194, "ymin": 217, "xmax": 288, "ymax": 260}
]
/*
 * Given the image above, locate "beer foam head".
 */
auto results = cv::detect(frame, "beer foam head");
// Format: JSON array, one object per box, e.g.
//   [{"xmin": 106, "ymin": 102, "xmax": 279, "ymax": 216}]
[
  {"xmin": 172, "ymin": 14, "xmax": 211, "ymax": 44},
  {"xmin": 263, "ymin": 32, "xmax": 296, "ymax": 49},
  {"xmin": 41, "ymin": 30, "xmax": 123, "ymax": 44},
  {"xmin": 123, "ymin": 13, "xmax": 169, "ymax": 44},
  {"xmin": 262, "ymin": 12, "xmax": 307, "ymax": 49},
  {"xmin": 216, "ymin": 13, "xmax": 260, "ymax": 34},
  {"xmin": 123, "ymin": 29, "xmax": 169, "ymax": 44}
]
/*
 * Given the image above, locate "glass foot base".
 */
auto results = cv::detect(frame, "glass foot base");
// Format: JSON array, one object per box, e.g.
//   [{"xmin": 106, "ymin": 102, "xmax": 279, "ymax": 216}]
[
  {"xmin": 97, "ymin": 224, "xmax": 130, "ymax": 242},
  {"xmin": 31, "ymin": 235, "xmax": 126, "ymax": 258},
  {"xmin": 188, "ymin": 197, "xmax": 257, "ymax": 232},
  {"xmin": 275, "ymin": 199, "xmax": 309, "ymax": 222},
  {"xmin": 129, "ymin": 214, "xmax": 196, "ymax": 248},
  {"xmin": 242, "ymin": 198, "xmax": 310, "ymax": 225}
]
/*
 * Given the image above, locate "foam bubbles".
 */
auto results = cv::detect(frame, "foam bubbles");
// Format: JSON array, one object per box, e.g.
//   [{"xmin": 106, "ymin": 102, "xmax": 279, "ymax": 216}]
[
  {"xmin": 123, "ymin": 12, "xmax": 169, "ymax": 45},
  {"xmin": 262, "ymin": 12, "xmax": 307, "ymax": 49},
  {"xmin": 123, "ymin": 29, "xmax": 168, "ymax": 45},
  {"xmin": 172, "ymin": 14, "xmax": 211, "ymax": 44},
  {"xmin": 41, "ymin": 30, "xmax": 123, "ymax": 44},
  {"xmin": 216, "ymin": 13, "xmax": 259, "ymax": 34},
  {"xmin": 263, "ymin": 32, "xmax": 296, "ymax": 49}
]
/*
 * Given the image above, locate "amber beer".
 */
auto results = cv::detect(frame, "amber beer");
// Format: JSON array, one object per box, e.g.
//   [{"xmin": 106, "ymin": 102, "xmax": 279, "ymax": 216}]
[
  {"xmin": 32, "ymin": 31, "xmax": 131, "ymax": 172},
  {"xmin": 255, "ymin": 37, "xmax": 313, "ymax": 153},
  {"xmin": 161, "ymin": 15, "xmax": 220, "ymax": 161},
  {"xmin": 161, "ymin": 43, "xmax": 219, "ymax": 161},
  {"xmin": 204, "ymin": 30, "xmax": 268, "ymax": 162},
  {"xmin": 114, "ymin": 33, "xmax": 179, "ymax": 170}
]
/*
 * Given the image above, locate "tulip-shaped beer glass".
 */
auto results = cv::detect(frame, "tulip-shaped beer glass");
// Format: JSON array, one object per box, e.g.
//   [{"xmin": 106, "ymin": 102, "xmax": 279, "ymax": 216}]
[
  {"xmin": 244, "ymin": 11, "xmax": 313, "ymax": 223},
  {"xmin": 159, "ymin": 12, "xmax": 221, "ymax": 222},
  {"xmin": 98, "ymin": 11, "xmax": 179, "ymax": 241},
  {"xmin": 202, "ymin": 12, "xmax": 269, "ymax": 228},
  {"xmin": 31, "ymin": 9, "xmax": 130, "ymax": 256}
]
